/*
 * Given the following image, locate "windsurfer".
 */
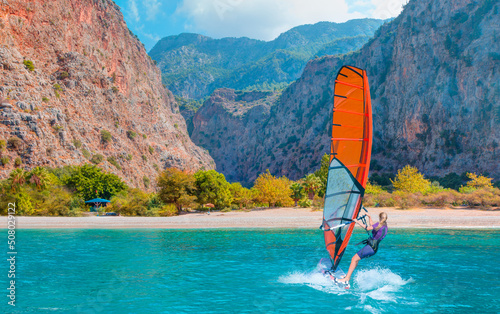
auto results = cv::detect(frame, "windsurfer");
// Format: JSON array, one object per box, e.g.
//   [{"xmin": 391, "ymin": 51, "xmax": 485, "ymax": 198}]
[{"xmin": 337, "ymin": 212, "xmax": 388, "ymax": 284}]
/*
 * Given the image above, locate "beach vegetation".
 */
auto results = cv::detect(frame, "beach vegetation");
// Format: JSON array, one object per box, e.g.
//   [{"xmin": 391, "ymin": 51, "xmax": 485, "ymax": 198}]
[
  {"xmin": 27, "ymin": 167, "xmax": 53, "ymax": 190},
  {"xmin": 229, "ymin": 182, "xmax": 255, "ymax": 209},
  {"xmin": 109, "ymin": 189, "xmax": 153, "ymax": 216},
  {"xmin": 392, "ymin": 165, "xmax": 431, "ymax": 193},
  {"xmin": 314, "ymin": 153, "xmax": 329, "ymax": 196},
  {"xmin": 253, "ymin": 170, "xmax": 293, "ymax": 207},
  {"xmin": 298, "ymin": 198, "xmax": 312, "ymax": 208},
  {"xmin": 159, "ymin": 203, "xmax": 179, "ymax": 216},
  {"xmin": 194, "ymin": 169, "xmax": 233, "ymax": 209},
  {"xmin": 365, "ymin": 182, "xmax": 385, "ymax": 195},
  {"xmin": 63, "ymin": 164, "xmax": 127, "ymax": 200},
  {"xmin": 157, "ymin": 168, "xmax": 196, "ymax": 213},
  {"xmin": 290, "ymin": 182, "xmax": 305, "ymax": 206},
  {"xmin": 302, "ymin": 173, "xmax": 322, "ymax": 200},
  {"xmin": 461, "ymin": 172, "xmax": 493, "ymax": 191}
]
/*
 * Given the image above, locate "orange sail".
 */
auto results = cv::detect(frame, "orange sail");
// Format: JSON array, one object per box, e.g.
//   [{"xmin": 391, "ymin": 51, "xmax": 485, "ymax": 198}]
[{"xmin": 322, "ymin": 65, "xmax": 372, "ymax": 270}]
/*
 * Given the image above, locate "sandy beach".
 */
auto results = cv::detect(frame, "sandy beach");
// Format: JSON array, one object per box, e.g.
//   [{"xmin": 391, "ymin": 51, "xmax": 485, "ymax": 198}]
[{"xmin": 2, "ymin": 207, "xmax": 499, "ymax": 229}]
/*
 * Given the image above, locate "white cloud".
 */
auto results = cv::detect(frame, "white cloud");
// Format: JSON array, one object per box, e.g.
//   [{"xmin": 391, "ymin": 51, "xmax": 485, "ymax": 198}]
[
  {"xmin": 370, "ymin": 0, "xmax": 408, "ymax": 19},
  {"xmin": 128, "ymin": 0, "xmax": 140, "ymax": 22},
  {"xmin": 144, "ymin": 0, "xmax": 162, "ymax": 21},
  {"xmin": 175, "ymin": 0, "xmax": 367, "ymax": 40}
]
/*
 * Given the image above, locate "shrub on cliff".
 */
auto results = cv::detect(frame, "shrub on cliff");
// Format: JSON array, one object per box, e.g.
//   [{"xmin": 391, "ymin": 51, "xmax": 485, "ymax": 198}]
[
  {"xmin": 143, "ymin": 176, "xmax": 150, "ymax": 188},
  {"xmin": 101, "ymin": 130, "xmax": 112, "ymax": 143},
  {"xmin": 0, "ymin": 156, "xmax": 9, "ymax": 166},
  {"xmin": 126, "ymin": 130, "xmax": 137, "ymax": 140},
  {"xmin": 90, "ymin": 154, "xmax": 104, "ymax": 164},
  {"xmin": 8, "ymin": 136, "xmax": 22, "ymax": 150},
  {"xmin": 23, "ymin": 60, "xmax": 34, "ymax": 71},
  {"xmin": 0, "ymin": 139, "xmax": 6, "ymax": 152},
  {"xmin": 107, "ymin": 157, "xmax": 121, "ymax": 170}
]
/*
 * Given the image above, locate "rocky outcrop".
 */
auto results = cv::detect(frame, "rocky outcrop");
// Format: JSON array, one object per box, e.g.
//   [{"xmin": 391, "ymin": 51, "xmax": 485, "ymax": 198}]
[
  {"xmin": 0, "ymin": 0, "xmax": 214, "ymax": 188},
  {"xmin": 192, "ymin": 0, "xmax": 500, "ymax": 184}
]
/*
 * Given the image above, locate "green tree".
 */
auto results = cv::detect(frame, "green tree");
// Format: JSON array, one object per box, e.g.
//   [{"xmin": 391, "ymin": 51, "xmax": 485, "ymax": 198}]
[
  {"xmin": 27, "ymin": 167, "xmax": 52, "ymax": 190},
  {"xmin": 302, "ymin": 173, "xmax": 322, "ymax": 200},
  {"xmin": 290, "ymin": 182, "xmax": 304, "ymax": 206},
  {"xmin": 314, "ymin": 153, "xmax": 330, "ymax": 197},
  {"xmin": 194, "ymin": 169, "xmax": 233, "ymax": 209},
  {"xmin": 229, "ymin": 182, "xmax": 254, "ymax": 208},
  {"xmin": 157, "ymin": 168, "xmax": 196, "ymax": 212},
  {"xmin": 253, "ymin": 170, "xmax": 293, "ymax": 207},
  {"xmin": 391, "ymin": 165, "xmax": 431, "ymax": 193},
  {"xmin": 8, "ymin": 168, "xmax": 27, "ymax": 192},
  {"xmin": 465, "ymin": 173, "xmax": 493, "ymax": 189},
  {"xmin": 63, "ymin": 164, "xmax": 127, "ymax": 200}
]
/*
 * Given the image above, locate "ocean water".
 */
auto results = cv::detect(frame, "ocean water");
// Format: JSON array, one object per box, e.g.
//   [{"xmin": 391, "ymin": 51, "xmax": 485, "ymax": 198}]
[{"xmin": 1, "ymin": 228, "xmax": 499, "ymax": 313}]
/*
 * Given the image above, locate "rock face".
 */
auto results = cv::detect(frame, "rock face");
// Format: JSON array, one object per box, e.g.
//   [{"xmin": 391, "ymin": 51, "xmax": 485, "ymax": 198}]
[
  {"xmin": 192, "ymin": 0, "xmax": 500, "ymax": 184},
  {"xmin": 149, "ymin": 19, "xmax": 386, "ymax": 99},
  {"xmin": 0, "ymin": 0, "xmax": 214, "ymax": 188}
]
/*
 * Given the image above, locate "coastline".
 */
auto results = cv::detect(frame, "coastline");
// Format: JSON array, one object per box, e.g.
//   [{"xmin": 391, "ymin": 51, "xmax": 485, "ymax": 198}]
[{"xmin": 2, "ymin": 207, "xmax": 499, "ymax": 229}]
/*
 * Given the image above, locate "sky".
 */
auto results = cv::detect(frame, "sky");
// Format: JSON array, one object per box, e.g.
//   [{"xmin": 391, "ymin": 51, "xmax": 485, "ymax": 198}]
[{"xmin": 113, "ymin": 0, "xmax": 409, "ymax": 51}]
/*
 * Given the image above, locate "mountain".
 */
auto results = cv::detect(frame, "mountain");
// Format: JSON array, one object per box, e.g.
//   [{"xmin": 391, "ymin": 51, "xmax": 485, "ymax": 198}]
[
  {"xmin": 191, "ymin": 0, "xmax": 500, "ymax": 185},
  {"xmin": 0, "ymin": 0, "xmax": 214, "ymax": 188},
  {"xmin": 149, "ymin": 19, "xmax": 386, "ymax": 100}
]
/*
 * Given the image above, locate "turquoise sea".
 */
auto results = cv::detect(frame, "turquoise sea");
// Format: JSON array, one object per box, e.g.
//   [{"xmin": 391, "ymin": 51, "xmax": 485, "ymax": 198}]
[{"xmin": 1, "ymin": 228, "xmax": 499, "ymax": 313}]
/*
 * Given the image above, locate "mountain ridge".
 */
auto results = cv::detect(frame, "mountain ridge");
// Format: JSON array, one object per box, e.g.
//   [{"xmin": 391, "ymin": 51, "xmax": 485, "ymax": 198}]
[
  {"xmin": 190, "ymin": 0, "xmax": 500, "ymax": 184},
  {"xmin": 149, "ymin": 18, "xmax": 387, "ymax": 100}
]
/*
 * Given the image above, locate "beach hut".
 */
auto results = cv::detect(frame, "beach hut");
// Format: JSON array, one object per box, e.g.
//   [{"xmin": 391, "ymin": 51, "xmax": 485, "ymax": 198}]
[{"xmin": 85, "ymin": 198, "xmax": 110, "ymax": 212}]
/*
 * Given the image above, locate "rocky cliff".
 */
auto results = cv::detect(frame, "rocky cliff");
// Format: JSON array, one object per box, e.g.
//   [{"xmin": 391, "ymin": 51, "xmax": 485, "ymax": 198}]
[
  {"xmin": 192, "ymin": 0, "xmax": 500, "ymax": 184},
  {"xmin": 149, "ymin": 19, "xmax": 386, "ymax": 99},
  {"xmin": 0, "ymin": 0, "xmax": 214, "ymax": 188}
]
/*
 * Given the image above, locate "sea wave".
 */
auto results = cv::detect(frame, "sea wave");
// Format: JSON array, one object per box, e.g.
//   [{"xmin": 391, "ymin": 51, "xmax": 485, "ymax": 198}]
[{"xmin": 279, "ymin": 266, "xmax": 414, "ymax": 312}]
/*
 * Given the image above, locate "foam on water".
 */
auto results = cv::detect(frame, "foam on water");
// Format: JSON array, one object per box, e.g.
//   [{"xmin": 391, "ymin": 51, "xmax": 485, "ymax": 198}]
[{"xmin": 279, "ymin": 266, "xmax": 414, "ymax": 312}]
